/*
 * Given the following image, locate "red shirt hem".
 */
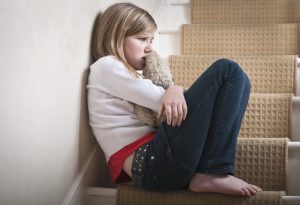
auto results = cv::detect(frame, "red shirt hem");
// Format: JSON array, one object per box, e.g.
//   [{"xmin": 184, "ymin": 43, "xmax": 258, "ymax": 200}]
[{"xmin": 107, "ymin": 132, "xmax": 155, "ymax": 183}]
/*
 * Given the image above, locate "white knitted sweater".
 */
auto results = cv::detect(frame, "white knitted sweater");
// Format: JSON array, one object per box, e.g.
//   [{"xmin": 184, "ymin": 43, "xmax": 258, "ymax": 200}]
[{"xmin": 87, "ymin": 56, "xmax": 165, "ymax": 161}]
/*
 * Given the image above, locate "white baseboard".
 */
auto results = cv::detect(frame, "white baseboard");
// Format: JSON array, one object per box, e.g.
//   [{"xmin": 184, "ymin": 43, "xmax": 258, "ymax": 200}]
[{"xmin": 61, "ymin": 145, "xmax": 98, "ymax": 205}]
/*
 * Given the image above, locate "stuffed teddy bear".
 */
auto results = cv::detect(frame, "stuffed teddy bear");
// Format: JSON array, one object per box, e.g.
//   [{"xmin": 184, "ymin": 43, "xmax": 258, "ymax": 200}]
[{"xmin": 134, "ymin": 51, "xmax": 174, "ymax": 127}]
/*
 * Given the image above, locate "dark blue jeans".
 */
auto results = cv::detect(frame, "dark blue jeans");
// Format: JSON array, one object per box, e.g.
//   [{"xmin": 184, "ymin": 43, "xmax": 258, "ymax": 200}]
[{"xmin": 135, "ymin": 59, "xmax": 251, "ymax": 191}]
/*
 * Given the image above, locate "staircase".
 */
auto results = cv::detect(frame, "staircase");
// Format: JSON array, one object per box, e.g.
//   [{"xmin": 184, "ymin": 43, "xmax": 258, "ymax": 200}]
[{"xmin": 87, "ymin": 0, "xmax": 300, "ymax": 204}]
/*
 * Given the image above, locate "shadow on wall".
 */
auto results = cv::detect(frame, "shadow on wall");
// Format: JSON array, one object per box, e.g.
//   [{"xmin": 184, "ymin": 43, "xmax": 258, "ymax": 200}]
[{"xmin": 77, "ymin": 11, "xmax": 115, "ymax": 188}]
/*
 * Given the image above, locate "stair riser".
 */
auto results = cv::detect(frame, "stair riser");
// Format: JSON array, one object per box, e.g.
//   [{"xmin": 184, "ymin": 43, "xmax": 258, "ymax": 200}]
[
  {"xmin": 192, "ymin": 0, "xmax": 300, "ymax": 24},
  {"xmin": 87, "ymin": 195, "xmax": 300, "ymax": 205},
  {"xmin": 170, "ymin": 55, "xmax": 297, "ymax": 94},
  {"xmin": 240, "ymin": 94, "xmax": 290, "ymax": 139},
  {"xmin": 182, "ymin": 24, "xmax": 298, "ymax": 55}
]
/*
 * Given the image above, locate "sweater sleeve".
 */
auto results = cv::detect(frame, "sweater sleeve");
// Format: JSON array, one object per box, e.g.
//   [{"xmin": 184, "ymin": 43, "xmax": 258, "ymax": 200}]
[{"xmin": 87, "ymin": 56, "xmax": 165, "ymax": 112}]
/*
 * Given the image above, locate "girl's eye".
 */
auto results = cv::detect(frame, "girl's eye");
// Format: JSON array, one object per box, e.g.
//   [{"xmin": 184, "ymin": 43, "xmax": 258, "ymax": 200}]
[
  {"xmin": 137, "ymin": 37, "xmax": 154, "ymax": 44},
  {"xmin": 138, "ymin": 38, "xmax": 147, "ymax": 41}
]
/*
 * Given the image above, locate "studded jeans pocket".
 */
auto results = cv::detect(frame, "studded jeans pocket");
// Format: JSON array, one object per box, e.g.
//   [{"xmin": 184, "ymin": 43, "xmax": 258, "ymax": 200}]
[{"xmin": 131, "ymin": 143, "xmax": 150, "ymax": 186}]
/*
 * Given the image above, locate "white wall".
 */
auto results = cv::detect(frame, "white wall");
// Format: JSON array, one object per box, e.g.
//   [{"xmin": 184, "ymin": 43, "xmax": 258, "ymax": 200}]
[
  {"xmin": 0, "ymin": 0, "xmax": 181, "ymax": 204},
  {"xmin": 0, "ymin": 0, "xmax": 165, "ymax": 204},
  {"xmin": 0, "ymin": 0, "xmax": 107, "ymax": 204}
]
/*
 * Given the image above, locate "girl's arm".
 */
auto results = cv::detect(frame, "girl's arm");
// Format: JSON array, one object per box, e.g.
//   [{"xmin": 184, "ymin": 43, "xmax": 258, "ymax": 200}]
[
  {"xmin": 89, "ymin": 56, "xmax": 187, "ymax": 127},
  {"xmin": 88, "ymin": 56, "xmax": 165, "ymax": 112}
]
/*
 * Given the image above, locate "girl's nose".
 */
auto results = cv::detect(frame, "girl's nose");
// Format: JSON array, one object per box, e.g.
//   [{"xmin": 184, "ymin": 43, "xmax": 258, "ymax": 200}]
[{"xmin": 145, "ymin": 44, "xmax": 153, "ymax": 53}]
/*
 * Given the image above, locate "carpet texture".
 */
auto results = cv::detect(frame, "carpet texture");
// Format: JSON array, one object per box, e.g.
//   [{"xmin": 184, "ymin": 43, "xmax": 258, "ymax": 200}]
[
  {"xmin": 170, "ymin": 55, "xmax": 297, "ymax": 94},
  {"xmin": 181, "ymin": 24, "xmax": 298, "ymax": 55},
  {"xmin": 191, "ymin": 0, "xmax": 299, "ymax": 24},
  {"xmin": 117, "ymin": 185, "xmax": 285, "ymax": 205}
]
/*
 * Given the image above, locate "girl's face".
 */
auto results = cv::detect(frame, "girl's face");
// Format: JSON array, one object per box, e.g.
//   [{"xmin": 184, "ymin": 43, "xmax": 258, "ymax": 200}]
[{"xmin": 123, "ymin": 31, "xmax": 155, "ymax": 70}]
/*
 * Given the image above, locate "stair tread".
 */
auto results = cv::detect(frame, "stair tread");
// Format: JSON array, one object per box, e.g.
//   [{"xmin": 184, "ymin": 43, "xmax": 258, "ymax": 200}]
[
  {"xmin": 170, "ymin": 55, "xmax": 297, "ymax": 94},
  {"xmin": 117, "ymin": 185, "xmax": 285, "ymax": 205},
  {"xmin": 240, "ymin": 94, "xmax": 291, "ymax": 139},
  {"xmin": 191, "ymin": 0, "xmax": 300, "ymax": 24},
  {"xmin": 181, "ymin": 24, "xmax": 298, "ymax": 55},
  {"xmin": 235, "ymin": 138, "xmax": 288, "ymax": 190}
]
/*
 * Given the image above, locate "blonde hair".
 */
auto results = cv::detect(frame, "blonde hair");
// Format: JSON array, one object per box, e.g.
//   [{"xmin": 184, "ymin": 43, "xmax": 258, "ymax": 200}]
[{"xmin": 92, "ymin": 3, "xmax": 157, "ymax": 76}]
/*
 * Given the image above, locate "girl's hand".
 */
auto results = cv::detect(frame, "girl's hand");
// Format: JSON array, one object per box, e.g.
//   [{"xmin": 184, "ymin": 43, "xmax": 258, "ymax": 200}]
[{"xmin": 158, "ymin": 86, "xmax": 188, "ymax": 127}]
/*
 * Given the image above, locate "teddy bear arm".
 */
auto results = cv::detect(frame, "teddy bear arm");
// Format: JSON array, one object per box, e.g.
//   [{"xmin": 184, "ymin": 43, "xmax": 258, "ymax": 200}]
[{"xmin": 134, "ymin": 104, "xmax": 157, "ymax": 127}]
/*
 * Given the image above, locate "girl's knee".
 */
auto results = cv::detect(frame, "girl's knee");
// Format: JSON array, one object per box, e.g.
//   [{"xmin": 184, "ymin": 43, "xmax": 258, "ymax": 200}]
[
  {"xmin": 211, "ymin": 58, "xmax": 242, "ymax": 77},
  {"xmin": 213, "ymin": 58, "xmax": 242, "ymax": 73},
  {"xmin": 213, "ymin": 58, "xmax": 250, "ymax": 89}
]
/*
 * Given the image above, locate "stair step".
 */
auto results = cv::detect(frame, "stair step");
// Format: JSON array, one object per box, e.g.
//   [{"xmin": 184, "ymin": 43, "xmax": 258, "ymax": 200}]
[
  {"xmin": 170, "ymin": 55, "xmax": 297, "ymax": 94},
  {"xmin": 240, "ymin": 94, "xmax": 291, "ymax": 139},
  {"xmin": 87, "ymin": 187, "xmax": 300, "ymax": 205},
  {"xmin": 191, "ymin": 0, "xmax": 300, "ymax": 24},
  {"xmin": 87, "ymin": 141, "xmax": 300, "ymax": 205},
  {"xmin": 181, "ymin": 24, "xmax": 299, "ymax": 55},
  {"xmin": 117, "ymin": 185, "xmax": 284, "ymax": 205},
  {"xmin": 235, "ymin": 138, "xmax": 287, "ymax": 190}
]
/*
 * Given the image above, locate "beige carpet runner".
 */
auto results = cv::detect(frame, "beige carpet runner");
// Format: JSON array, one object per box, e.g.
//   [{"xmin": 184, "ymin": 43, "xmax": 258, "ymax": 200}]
[
  {"xmin": 181, "ymin": 24, "xmax": 299, "ymax": 55},
  {"xmin": 235, "ymin": 138, "xmax": 288, "ymax": 191},
  {"xmin": 191, "ymin": 0, "xmax": 300, "ymax": 24},
  {"xmin": 240, "ymin": 94, "xmax": 291, "ymax": 139},
  {"xmin": 170, "ymin": 55, "xmax": 297, "ymax": 94},
  {"xmin": 170, "ymin": 55, "xmax": 294, "ymax": 138},
  {"xmin": 117, "ymin": 185, "xmax": 285, "ymax": 205},
  {"xmin": 117, "ymin": 0, "xmax": 297, "ymax": 204}
]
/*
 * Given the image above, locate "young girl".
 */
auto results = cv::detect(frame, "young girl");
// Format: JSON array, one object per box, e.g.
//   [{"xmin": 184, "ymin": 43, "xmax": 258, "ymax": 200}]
[{"xmin": 87, "ymin": 2, "xmax": 262, "ymax": 196}]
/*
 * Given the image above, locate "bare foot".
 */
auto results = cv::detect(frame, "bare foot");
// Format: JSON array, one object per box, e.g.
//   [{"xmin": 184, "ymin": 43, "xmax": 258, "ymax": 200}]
[{"xmin": 188, "ymin": 173, "xmax": 262, "ymax": 196}]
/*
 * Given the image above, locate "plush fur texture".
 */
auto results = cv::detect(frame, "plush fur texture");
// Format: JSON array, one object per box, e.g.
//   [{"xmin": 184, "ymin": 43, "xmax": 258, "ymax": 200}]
[{"xmin": 134, "ymin": 51, "xmax": 174, "ymax": 127}]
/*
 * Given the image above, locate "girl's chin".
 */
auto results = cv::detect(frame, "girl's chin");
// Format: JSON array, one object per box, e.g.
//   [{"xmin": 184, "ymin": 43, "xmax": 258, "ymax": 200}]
[
  {"xmin": 131, "ymin": 61, "xmax": 145, "ymax": 70},
  {"xmin": 135, "ymin": 64, "xmax": 145, "ymax": 71}
]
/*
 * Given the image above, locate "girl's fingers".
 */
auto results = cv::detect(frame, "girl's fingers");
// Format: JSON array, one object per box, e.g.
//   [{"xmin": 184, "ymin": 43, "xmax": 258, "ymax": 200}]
[
  {"xmin": 158, "ymin": 102, "xmax": 187, "ymax": 126},
  {"xmin": 176, "ymin": 105, "xmax": 183, "ymax": 126},
  {"xmin": 182, "ymin": 103, "xmax": 188, "ymax": 120},
  {"xmin": 171, "ymin": 104, "xmax": 178, "ymax": 127},
  {"xmin": 165, "ymin": 105, "xmax": 172, "ymax": 125},
  {"xmin": 158, "ymin": 85, "xmax": 187, "ymax": 126},
  {"xmin": 158, "ymin": 103, "xmax": 184, "ymax": 126},
  {"xmin": 157, "ymin": 104, "xmax": 165, "ymax": 122}
]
